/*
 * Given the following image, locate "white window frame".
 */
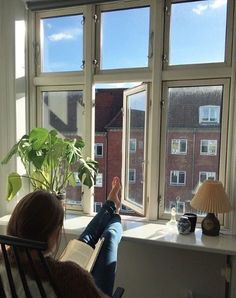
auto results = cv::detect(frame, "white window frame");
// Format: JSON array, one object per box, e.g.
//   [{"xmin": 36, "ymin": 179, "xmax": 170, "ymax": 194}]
[
  {"xmin": 171, "ymin": 139, "xmax": 187, "ymax": 155},
  {"xmin": 199, "ymin": 105, "xmax": 220, "ymax": 124},
  {"xmin": 130, "ymin": 138, "xmax": 137, "ymax": 153},
  {"xmin": 129, "ymin": 169, "xmax": 136, "ymax": 184},
  {"xmin": 95, "ymin": 143, "xmax": 103, "ymax": 157},
  {"xmin": 27, "ymin": 0, "xmax": 236, "ymax": 230},
  {"xmin": 199, "ymin": 171, "xmax": 216, "ymax": 183},
  {"xmin": 95, "ymin": 173, "xmax": 103, "ymax": 187},
  {"xmin": 200, "ymin": 140, "xmax": 217, "ymax": 156},
  {"xmin": 170, "ymin": 170, "xmax": 186, "ymax": 186}
]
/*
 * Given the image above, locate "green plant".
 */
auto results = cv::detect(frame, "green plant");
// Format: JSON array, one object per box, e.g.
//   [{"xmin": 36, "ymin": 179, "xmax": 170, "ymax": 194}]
[{"xmin": 1, "ymin": 127, "xmax": 98, "ymax": 201}]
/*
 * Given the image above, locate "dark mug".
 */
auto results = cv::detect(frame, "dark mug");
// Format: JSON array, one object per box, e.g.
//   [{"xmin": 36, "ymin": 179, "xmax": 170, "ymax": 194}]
[{"xmin": 183, "ymin": 213, "xmax": 197, "ymax": 232}]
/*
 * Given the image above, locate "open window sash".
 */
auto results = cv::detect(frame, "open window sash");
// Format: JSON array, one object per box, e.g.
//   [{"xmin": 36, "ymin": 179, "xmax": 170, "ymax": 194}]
[{"xmin": 121, "ymin": 84, "xmax": 148, "ymax": 216}]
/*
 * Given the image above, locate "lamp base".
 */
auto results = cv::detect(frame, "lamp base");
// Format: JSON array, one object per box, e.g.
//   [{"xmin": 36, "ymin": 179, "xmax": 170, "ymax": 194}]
[{"xmin": 201, "ymin": 213, "xmax": 220, "ymax": 236}]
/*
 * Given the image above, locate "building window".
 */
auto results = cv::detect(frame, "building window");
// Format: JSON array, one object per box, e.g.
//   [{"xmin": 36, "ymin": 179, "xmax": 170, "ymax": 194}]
[
  {"xmin": 199, "ymin": 171, "xmax": 216, "ymax": 183},
  {"xmin": 169, "ymin": 200, "xmax": 185, "ymax": 214},
  {"xmin": 200, "ymin": 140, "xmax": 217, "ymax": 155},
  {"xmin": 129, "ymin": 169, "xmax": 136, "ymax": 183},
  {"xmin": 129, "ymin": 138, "xmax": 137, "ymax": 153},
  {"xmin": 95, "ymin": 143, "xmax": 103, "ymax": 157},
  {"xmin": 94, "ymin": 202, "xmax": 103, "ymax": 213},
  {"xmin": 199, "ymin": 105, "xmax": 220, "ymax": 124},
  {"xmin": 170, "ymin": 171, "xmax": 186, "ymax": 185},
  {"xmin": 171, "ymin": 139, "xmax": 187, "ymax": 154},
  {"xmin": 95, "ymin": 173, "xmax": 103, "ymax": 187}
]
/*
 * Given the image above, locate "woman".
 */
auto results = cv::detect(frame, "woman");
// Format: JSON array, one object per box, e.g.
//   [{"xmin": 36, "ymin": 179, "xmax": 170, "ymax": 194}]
[{"xmin": 3, "ymin": 177, "xmax": 122, "ymax": 298}]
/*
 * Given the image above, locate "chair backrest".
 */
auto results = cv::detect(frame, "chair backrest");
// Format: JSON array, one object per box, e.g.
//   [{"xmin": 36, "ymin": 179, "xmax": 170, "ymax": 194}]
[{"xmin": 0, "ymin": 234, "xmax": 60, "ymax": 298}]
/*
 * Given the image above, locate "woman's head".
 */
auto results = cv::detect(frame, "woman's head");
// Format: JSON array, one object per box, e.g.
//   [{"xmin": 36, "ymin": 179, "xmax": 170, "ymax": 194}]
[{"xmin": 7, "ymin": 190, "xmax": 64, "ymax": 249}]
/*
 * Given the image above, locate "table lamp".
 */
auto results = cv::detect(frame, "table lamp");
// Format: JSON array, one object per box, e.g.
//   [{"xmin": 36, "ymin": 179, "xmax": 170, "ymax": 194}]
[{"xmin": 190, "ymin": 180, "xmax": 232, "ymax": 236}]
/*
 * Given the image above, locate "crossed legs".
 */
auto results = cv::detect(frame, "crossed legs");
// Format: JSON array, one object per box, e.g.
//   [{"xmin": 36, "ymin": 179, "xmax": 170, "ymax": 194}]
[{"xmin": 78, "ymin": 177, "xmax": 122, "ymax": 296}]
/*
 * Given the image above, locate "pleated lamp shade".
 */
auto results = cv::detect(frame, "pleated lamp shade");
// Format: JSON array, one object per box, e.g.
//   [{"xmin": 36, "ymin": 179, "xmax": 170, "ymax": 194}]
[{"xmin": 190, "ymin": 180, "xmax": 232, "ymax": 214}]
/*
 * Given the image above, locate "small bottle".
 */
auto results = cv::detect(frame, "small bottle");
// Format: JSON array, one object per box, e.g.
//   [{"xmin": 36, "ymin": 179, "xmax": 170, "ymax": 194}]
[{"xmin": 166, "ymin": 207, "xmax": 178, "ymax": 233}]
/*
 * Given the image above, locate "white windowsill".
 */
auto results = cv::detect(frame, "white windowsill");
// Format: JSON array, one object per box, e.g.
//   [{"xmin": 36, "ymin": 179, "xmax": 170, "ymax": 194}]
[{"xmin": 1, "ymin": 213, "xmax": 236, "ymax": 256}]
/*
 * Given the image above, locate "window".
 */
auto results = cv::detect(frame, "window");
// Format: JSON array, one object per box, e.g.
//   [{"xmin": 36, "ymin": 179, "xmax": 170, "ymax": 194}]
[
  {"xmin": 170, "ymin": 171, "xmax": 186, "ymax": 185},
  {"xmin": 161, "ymin": 85, "xmax": 224, "ymax": 217},
  {"xmin": 199, "ymin": 171, "xmax": 216, "ymax": 183},
  {"xmin": 199, "ymin": 106, "xmax": 220, "ymax": 124},
  {"xmin": 95, "ymin": 143, "xmax": 103, "ymax": 157},
  {"xmin": 40, "ymin": 88, "xmax": 85, "ymax": 204},
  {"xmin": 32, "ymin": 1, "xmax": 232, "ymax": 224},
  {"xmin": 39, "ymin": 13, "xmax": 84, "ymax": 73},
  {"xmin": 171, "ymin": 139, "xmax": 187, "ymax": 154},
  {"xmin": 129, "ymin": 169, "xmax": 136, "ymax": 183},
  {"xmin": 130, "ymin": 139, "xmax": 137, "ymax": 153},
  {"xmin": 95, "ymin": 173, "xmax": 103, "ymax": 187},
  {"xmin": 168, "ymin": 0, "xmax": 227, "ymax": 65},
  {"xmin": 200, "ymin": 140, "xmax": 217, "ymax": 155},
  {"xmin": 122, "ymin": 84, "xmax": 147, "ymax": 215},
  {"xmin": 100, "ymin": 6, "xmax": 150, "ymax": 70},
  {"xmin": 94, "ymin": 202, "xmax": 103, "ymax": 213}
]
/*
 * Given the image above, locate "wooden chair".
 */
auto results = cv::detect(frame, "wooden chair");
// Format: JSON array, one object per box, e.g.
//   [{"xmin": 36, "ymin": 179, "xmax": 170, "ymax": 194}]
[
  {"xmin": 0, "ymin": 234, "xmax": 60, "ymax": 298},
  {"xmin": 0, "ymin": 234, "xmax": 124, "ymax": 297}
]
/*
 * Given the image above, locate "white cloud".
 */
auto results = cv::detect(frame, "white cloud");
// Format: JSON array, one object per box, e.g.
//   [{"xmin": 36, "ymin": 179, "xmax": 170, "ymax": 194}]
[
  {"xmin": 210, "ymin": 0, "xmax": 227, "ymax": 9},
  {"xmin": 192, "ymin": 4, "xmax": 208, "ymax": 15},
  {"xmin": 48, "ymin": 28, "xmax": 82, "ymax": 42},
  {"xmin": 192, "ymin": 0, "xmax": 227, "ymax": 15}
]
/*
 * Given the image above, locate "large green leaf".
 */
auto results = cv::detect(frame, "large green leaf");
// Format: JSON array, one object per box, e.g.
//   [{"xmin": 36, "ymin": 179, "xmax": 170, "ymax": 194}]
[
  {"xmin": 1, "ymin": 135, "xmax": 29, "ymax": 165},
  {"xmin": 77, "ymin": 158, "xmax": 98, "ymax": 188},
  {"xmin": 27, "ymin": 150, "xmax": 46, "ymax": 169},
  {"xmin": 6, "ymin": 172, "xmax": 22, "ymax": 201},
  {"xmin": 29, "ymin": 128, "xmax": 49, "ymax": 150}
]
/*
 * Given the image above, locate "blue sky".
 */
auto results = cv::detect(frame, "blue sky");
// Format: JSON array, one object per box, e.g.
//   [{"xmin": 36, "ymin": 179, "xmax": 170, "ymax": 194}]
[{"xmin": 41, "ymin": 0, "xmax": 227, "ymax": 72}]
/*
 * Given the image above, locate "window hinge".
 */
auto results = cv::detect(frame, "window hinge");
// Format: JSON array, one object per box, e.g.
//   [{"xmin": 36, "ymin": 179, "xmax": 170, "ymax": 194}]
[
  {"xmin": 163, "ymin": 54, "xmax": 169, "ymax": 64},
  {"xmin": 160, "ymin": 99, "xmax": 165, "ymax": 107},
  {"xmin": 81, "ymin": 16, "xmax": 85, "ymax": 25},
  {"xmin": 165, "ymin": 5, "xmax": 170, "ymax": 16},
  {"xmin": 93, "ymin": 14, "xmax": 98, "ymax": 23},
  {"xmin": 93, "ymin": 59, "xmax": 99, "ymax": 68}
]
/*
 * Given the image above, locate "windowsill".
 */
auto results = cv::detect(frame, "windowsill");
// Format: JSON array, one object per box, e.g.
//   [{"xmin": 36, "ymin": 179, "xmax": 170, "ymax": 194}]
[{"xmin": 1, "ymin": 213, "xmax": 236, "ymax": 256}]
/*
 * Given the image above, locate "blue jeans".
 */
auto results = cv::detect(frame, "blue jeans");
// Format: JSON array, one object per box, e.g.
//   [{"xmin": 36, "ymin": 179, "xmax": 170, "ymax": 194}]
[{"xmin": 79, "ymin": 201, "xmax": 122, "ymax": 296}]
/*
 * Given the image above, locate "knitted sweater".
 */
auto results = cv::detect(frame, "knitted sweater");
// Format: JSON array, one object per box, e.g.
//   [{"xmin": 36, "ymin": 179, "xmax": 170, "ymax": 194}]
[{"xmin": 0, "ymin": 256, "xmax": 109, "ymax": 298}]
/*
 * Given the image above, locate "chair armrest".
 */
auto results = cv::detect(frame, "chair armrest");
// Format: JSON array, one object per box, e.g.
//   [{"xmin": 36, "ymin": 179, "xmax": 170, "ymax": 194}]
[{"xmin": 112, "ymin": 287, "xmax": 125, "ymax": 298}]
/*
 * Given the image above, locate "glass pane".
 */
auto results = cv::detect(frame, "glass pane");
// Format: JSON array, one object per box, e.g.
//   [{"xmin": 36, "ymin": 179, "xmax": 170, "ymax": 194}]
[
  {"xmin": 164, "ymin": 85, "xmax": 223, "ymax": 214},
  {"xmin": 42, "ymin": 90, "xmax": 84, "ymax": 209},
  {"xmin": 125, "ymin": 89, "xmax": 146, "ymax": 208},
  {"xmin": 100, "ymin": 7, "xmax": 150, "ymax": 69},
  {"xmin": 40, "ymin": 14, "xmax": 83, "ymax": 72},
  {"xmin": 169, "ymin": 0, "xmax": 227, "ymax": 65}
]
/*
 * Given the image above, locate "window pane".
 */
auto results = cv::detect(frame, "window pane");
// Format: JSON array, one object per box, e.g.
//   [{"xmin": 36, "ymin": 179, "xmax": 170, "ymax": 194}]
[
  {"xmin": 169, "ymin": 0, "xmax": 227, "ymax": 65},
  {"xmin": 164, "ymin": 85, "xmax": 223, "ymax": 214},
  {"xmin": 126, "ymin": 90, "xmax": 146, "ymax": 207},
  {"xmin": 42, "ymin": 90, "xmax": 84, "ymax": 207},
  {"xmin": 40, "ymin": 14, "xmax": 83, "ymax": 72},
  {"xmin": 93, "ymin": 83, "xmax": 141, "ymax": 215},
  {"xmin": 100, "ymin": 7, "xmax": 150, "ymax": 69}
]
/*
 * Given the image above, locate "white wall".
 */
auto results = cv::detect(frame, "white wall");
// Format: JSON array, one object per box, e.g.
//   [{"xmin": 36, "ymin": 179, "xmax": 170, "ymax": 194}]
[
  {"xmin": 115, "ymin": 239, "xmax": 227, "ymax": 298},
  {"xmin": 0, "ymin": 0, "xmax": 27, "ymax": 216}
]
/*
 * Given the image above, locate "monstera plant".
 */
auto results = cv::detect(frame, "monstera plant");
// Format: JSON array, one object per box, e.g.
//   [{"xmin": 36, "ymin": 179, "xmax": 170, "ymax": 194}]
[{"xmin": 1, "ymin": 127, "xmax": 98, "ymax": 201}]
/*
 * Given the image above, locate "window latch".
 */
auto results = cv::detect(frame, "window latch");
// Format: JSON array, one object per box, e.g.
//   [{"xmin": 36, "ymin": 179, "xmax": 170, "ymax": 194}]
[
  {"xmin": 93, "ymin": 59, "xmax": 99, "ymax": 68},
  {"xmin": 93, "ymin": 14, "xmax": 98, "ymax": 23}
]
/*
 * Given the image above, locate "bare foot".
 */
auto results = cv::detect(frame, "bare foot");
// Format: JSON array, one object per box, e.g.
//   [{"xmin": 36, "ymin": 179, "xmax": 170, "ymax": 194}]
[{"xmin": 108, "ymin": 177, "xmax": 121, "ymax": 213}]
